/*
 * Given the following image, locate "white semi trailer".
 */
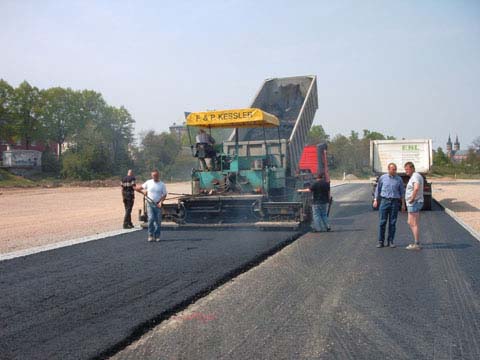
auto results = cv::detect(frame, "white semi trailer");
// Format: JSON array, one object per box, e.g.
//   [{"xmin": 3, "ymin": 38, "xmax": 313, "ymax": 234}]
[{"xmin": 370, "ymin": 139, "xmax": 433, "ymax": 210}]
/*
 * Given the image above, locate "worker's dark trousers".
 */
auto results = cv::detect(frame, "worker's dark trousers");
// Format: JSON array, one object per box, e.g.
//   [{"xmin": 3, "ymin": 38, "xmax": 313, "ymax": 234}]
[
  {"xmin": 378, "ymin": 198, "xmax": 400, "ymax": 245},
  {"xmin": 123, "ymin": 198, "xmax": 134, "ymax": 226}
]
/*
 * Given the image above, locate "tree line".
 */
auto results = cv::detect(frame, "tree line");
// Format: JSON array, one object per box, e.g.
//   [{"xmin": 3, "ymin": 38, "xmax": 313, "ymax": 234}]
[
  {"xmin": 308, "ymin": 125, "xmax": 396, "ymax": 177},
  {"xmin": 2, "ymin": 79, "xmax": 478, "ymax": 181},
  {"xmin": 1, "ymin": 79, "xmax": 184, "ymax": 180}
]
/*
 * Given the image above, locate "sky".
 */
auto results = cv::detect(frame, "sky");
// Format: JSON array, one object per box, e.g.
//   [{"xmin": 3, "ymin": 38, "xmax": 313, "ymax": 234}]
[{"xmin": 1, "ymin": 0, "xmax": 479, "ymax": 149}]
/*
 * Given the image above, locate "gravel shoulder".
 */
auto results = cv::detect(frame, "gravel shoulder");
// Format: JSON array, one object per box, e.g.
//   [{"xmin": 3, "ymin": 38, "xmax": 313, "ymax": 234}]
[
  {"xmin": 0, "ymin": 182, "xmax": 191, "ymax": 254},
  {"xmin": 432, "ymin": 180, "xmax": 480, "ymax": 233}
]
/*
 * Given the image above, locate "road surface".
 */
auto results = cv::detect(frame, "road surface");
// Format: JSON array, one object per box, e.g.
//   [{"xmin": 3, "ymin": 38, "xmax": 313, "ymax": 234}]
[{"xmin": 114, "ymin": 184, "xmax": 480, "ymax": 360}]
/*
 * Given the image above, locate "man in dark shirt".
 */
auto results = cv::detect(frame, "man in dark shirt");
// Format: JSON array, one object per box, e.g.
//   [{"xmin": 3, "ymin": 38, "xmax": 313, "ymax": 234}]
[
  {"xmin": 121, "ymin": 169, "xmax": 136, "ymax": 229},
  {"xmin": 299, "ymin": 173, "xmax": 331, "ymax": 232}
]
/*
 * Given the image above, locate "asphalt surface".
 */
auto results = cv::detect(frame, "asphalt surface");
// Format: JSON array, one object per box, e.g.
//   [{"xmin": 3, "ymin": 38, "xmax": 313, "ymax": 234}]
[
  {"xmin": 0, "ymin": 226, "xmax": 303, "ymax": 359},
  {"xmin": 114, "ymin": 184, "xmax": 480, "ymax": 360}
]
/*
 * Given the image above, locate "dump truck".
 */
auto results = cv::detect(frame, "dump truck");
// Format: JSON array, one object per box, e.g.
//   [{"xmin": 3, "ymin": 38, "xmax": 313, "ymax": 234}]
[
  {"xmin": 143, "ymin": 75, "xmax": 319, "ymax": 229},
  {"xmin": 370, "ymin": 139, "xmax": 433, "ymax": 210}
]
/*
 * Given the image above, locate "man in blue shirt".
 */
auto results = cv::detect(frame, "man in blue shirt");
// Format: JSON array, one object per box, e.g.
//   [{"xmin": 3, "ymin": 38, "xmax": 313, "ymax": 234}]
[{"xmin": 373, "ymin": 163, "xmax": 406, "ymax": 248}]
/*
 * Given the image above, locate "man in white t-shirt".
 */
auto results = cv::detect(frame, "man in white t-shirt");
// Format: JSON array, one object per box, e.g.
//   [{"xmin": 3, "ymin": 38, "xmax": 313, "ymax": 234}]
[
  {"xmin": 136, "ymin": 169, "xmax": 167, "ymax": 242},
  {"xmin": 404, "ymin": 162, "xmax": 424, "ymax": 250}
]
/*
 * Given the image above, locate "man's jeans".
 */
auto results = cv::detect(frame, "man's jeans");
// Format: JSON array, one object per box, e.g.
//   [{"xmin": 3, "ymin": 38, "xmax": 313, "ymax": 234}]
[
  {"xmin": 312, "ymin": 203, "xmax": 330, "ymax": 231},
  {"xmin": 147, "ymin": 204, "xmax": 162, "ymax": 238},
  {"xmin": 123, "ymin": 198, "xmax": 134, "ymax": 226},
  {"xmin": 378, "ymin": 198, "xmax": 400, "ymax": 245}
]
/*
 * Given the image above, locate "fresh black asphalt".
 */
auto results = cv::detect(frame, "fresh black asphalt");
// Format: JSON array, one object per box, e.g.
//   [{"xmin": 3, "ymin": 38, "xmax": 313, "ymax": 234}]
[{"xmin": 0, "ymin": 227, "xmax": 300, "ymax": 359}]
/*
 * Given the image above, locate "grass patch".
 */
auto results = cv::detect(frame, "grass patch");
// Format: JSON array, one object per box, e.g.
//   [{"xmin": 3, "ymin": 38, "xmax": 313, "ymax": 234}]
[{"xmin": 0, "ymin": 169, "xmax": 36, "ymax": 188}]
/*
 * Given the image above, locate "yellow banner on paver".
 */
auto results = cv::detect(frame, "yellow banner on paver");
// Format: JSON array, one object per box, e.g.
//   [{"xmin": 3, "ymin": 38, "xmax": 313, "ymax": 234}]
[{"xmin": 186, "ymin": 108, "xmax": 279, "ymax": 128}]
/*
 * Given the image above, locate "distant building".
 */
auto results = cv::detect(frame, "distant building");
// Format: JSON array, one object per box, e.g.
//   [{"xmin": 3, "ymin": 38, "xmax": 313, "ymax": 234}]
[
  {"xmin": 0, "ymin": 135, "xmax": 64, "ymax": 169},
  {"xmin": 446, "ymin": 135, "xmax": 469, "ymax": 162},
  {"xmin": 169, "ymin": 122, "xmax": 188, "ymax": 142}
]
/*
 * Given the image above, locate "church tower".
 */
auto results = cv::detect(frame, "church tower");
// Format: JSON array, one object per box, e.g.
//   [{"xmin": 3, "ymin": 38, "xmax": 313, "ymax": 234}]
[
  {"xmin": 446, "ymin": 135, "xmax": 453, "ymax": 157},
  {"xmin": 454, "ymin": 135, "xmax": 460, "ymax": 151}
]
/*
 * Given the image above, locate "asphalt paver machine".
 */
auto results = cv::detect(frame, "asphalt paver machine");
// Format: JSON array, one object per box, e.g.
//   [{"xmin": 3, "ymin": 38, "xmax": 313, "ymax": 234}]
[{"xmin": 142, "ymin": 75, "xmax": 319, "ymax": 229}]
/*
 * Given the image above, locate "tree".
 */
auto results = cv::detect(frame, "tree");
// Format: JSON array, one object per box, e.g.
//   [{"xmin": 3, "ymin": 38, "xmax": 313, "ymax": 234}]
[
  {"xmin": 472, "ymin": 136, "xmax": 480, "ymax": 152},
  {"xmin": 96, "ymin": 105, "xmax": 135, "ymax": 174},
  {"xmin": 40, "ymin": 87, "xmax": 85, "ymax": 159},
  {"xmin": 10, "ymin": 81, "xmax": 44, "ymax": 149},
  {"xmin": 465, "ymin": 148, "xmax": 480, "ymax": 167},
  {"xmin": 362, "ymin": 129, "xmax": 384, "ymax": 140},
  {"xmin": 307, "ymin": 125, "xmax": 329, "ymax": 144},
  {"xmin": 140, "ymin": 131, "xmax": 180, "ymax": 173},
  {"xmin": 327, "ymin": 129, "xmax": 395, "ymax": 177},
  {"xmin": 0, "ymin": 79, "xmax": 15, "ymax": 141},
  {"xmin": 433, "ymin": 147, "xmax": 450, "ymax": 166},
  {"xmin": 61, "ymin": 121, "xmax": 113, "ymax": 179}
]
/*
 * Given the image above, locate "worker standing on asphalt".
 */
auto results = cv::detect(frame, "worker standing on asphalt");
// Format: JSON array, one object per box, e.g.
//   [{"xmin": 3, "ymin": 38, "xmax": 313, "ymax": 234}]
[
  {"xmin": 121, "ymin": 169, "xmax": 136, "ymax": 229},
  {"xmin": 298, "ymin": 173, "xmax": 331, "ymax": 232},
  {"xmin": 136, "ymin": 169, "xmax": 167, "ymax": 242},
  {"xmin": 373, "ymin": 163, "xmax": 406, "ymax": 248},
  {"xmin": 195, "ymin": 128, "xmax": 216, "ymax": 171},
  {"xmin": 404, "ymin": 161, "xmax": 424, "ymax": 250}
]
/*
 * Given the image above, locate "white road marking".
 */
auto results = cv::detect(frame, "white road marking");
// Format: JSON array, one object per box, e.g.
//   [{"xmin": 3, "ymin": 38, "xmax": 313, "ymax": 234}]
[{"xmin": 0, "ymin": 227, "xmax": 141, "ymax": 262}]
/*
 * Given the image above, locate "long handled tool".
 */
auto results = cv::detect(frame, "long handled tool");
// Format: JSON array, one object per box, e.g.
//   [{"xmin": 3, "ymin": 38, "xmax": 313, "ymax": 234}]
[{"xmin": 327, "ymin": 196, "xmax": 333, "ymax": 217}]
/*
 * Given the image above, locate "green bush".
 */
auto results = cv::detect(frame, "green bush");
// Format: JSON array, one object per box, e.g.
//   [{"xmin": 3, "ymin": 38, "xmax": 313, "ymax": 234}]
[
  {"xmin": 41, "ymin": 150, "xmax": 60, "ymax": 174},
  {"xmin": 60, "ymin": 134, "xmax": 115, "ymax": 181}
]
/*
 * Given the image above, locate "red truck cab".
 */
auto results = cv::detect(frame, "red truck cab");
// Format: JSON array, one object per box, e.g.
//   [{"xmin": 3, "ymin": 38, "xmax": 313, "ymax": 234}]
[{"xmin": 299, "ymin": 143, "xmax": 330, "ymax": 182}]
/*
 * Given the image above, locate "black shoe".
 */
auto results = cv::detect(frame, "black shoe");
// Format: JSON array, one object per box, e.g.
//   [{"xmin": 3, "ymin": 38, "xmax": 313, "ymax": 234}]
[
  {"xmin": 376, "ymin": 243, "xmax": 384, "ymax": 248},
  {"xmin": 123, "ymin": 224, "xmax": 130, "ymax": 229},
  {"xmin": 327, "ymin": 226, "xmax": 331, "ymax": 232},
  {"xmin": 128, "ymin": 224, "xmax": 135, "ymax": 229}
]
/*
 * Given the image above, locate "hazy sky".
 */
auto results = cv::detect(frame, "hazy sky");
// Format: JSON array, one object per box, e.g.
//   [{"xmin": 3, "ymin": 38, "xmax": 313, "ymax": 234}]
[{"xmin": 1, "ymin": 0, "xmax": 479, "ymax": 149}]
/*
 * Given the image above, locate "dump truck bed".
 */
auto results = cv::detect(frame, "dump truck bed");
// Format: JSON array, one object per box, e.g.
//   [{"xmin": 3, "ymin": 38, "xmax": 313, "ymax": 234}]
[{"xmin": 227, "ymin": 75, "xmax": 318, "ymax": 176}]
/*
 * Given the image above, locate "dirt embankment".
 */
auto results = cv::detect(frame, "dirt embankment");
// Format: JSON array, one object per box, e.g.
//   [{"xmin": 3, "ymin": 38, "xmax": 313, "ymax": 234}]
[{"xmin": 0, "ymin": 182, "xmax": 191, "ymax": 254}]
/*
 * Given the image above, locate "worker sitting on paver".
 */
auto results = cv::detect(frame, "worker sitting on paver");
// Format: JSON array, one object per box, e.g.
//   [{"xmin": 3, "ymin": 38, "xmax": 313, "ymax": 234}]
[{"xmin": 195, "ymin": 129, "xmax": 216, "ymax": 171}]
